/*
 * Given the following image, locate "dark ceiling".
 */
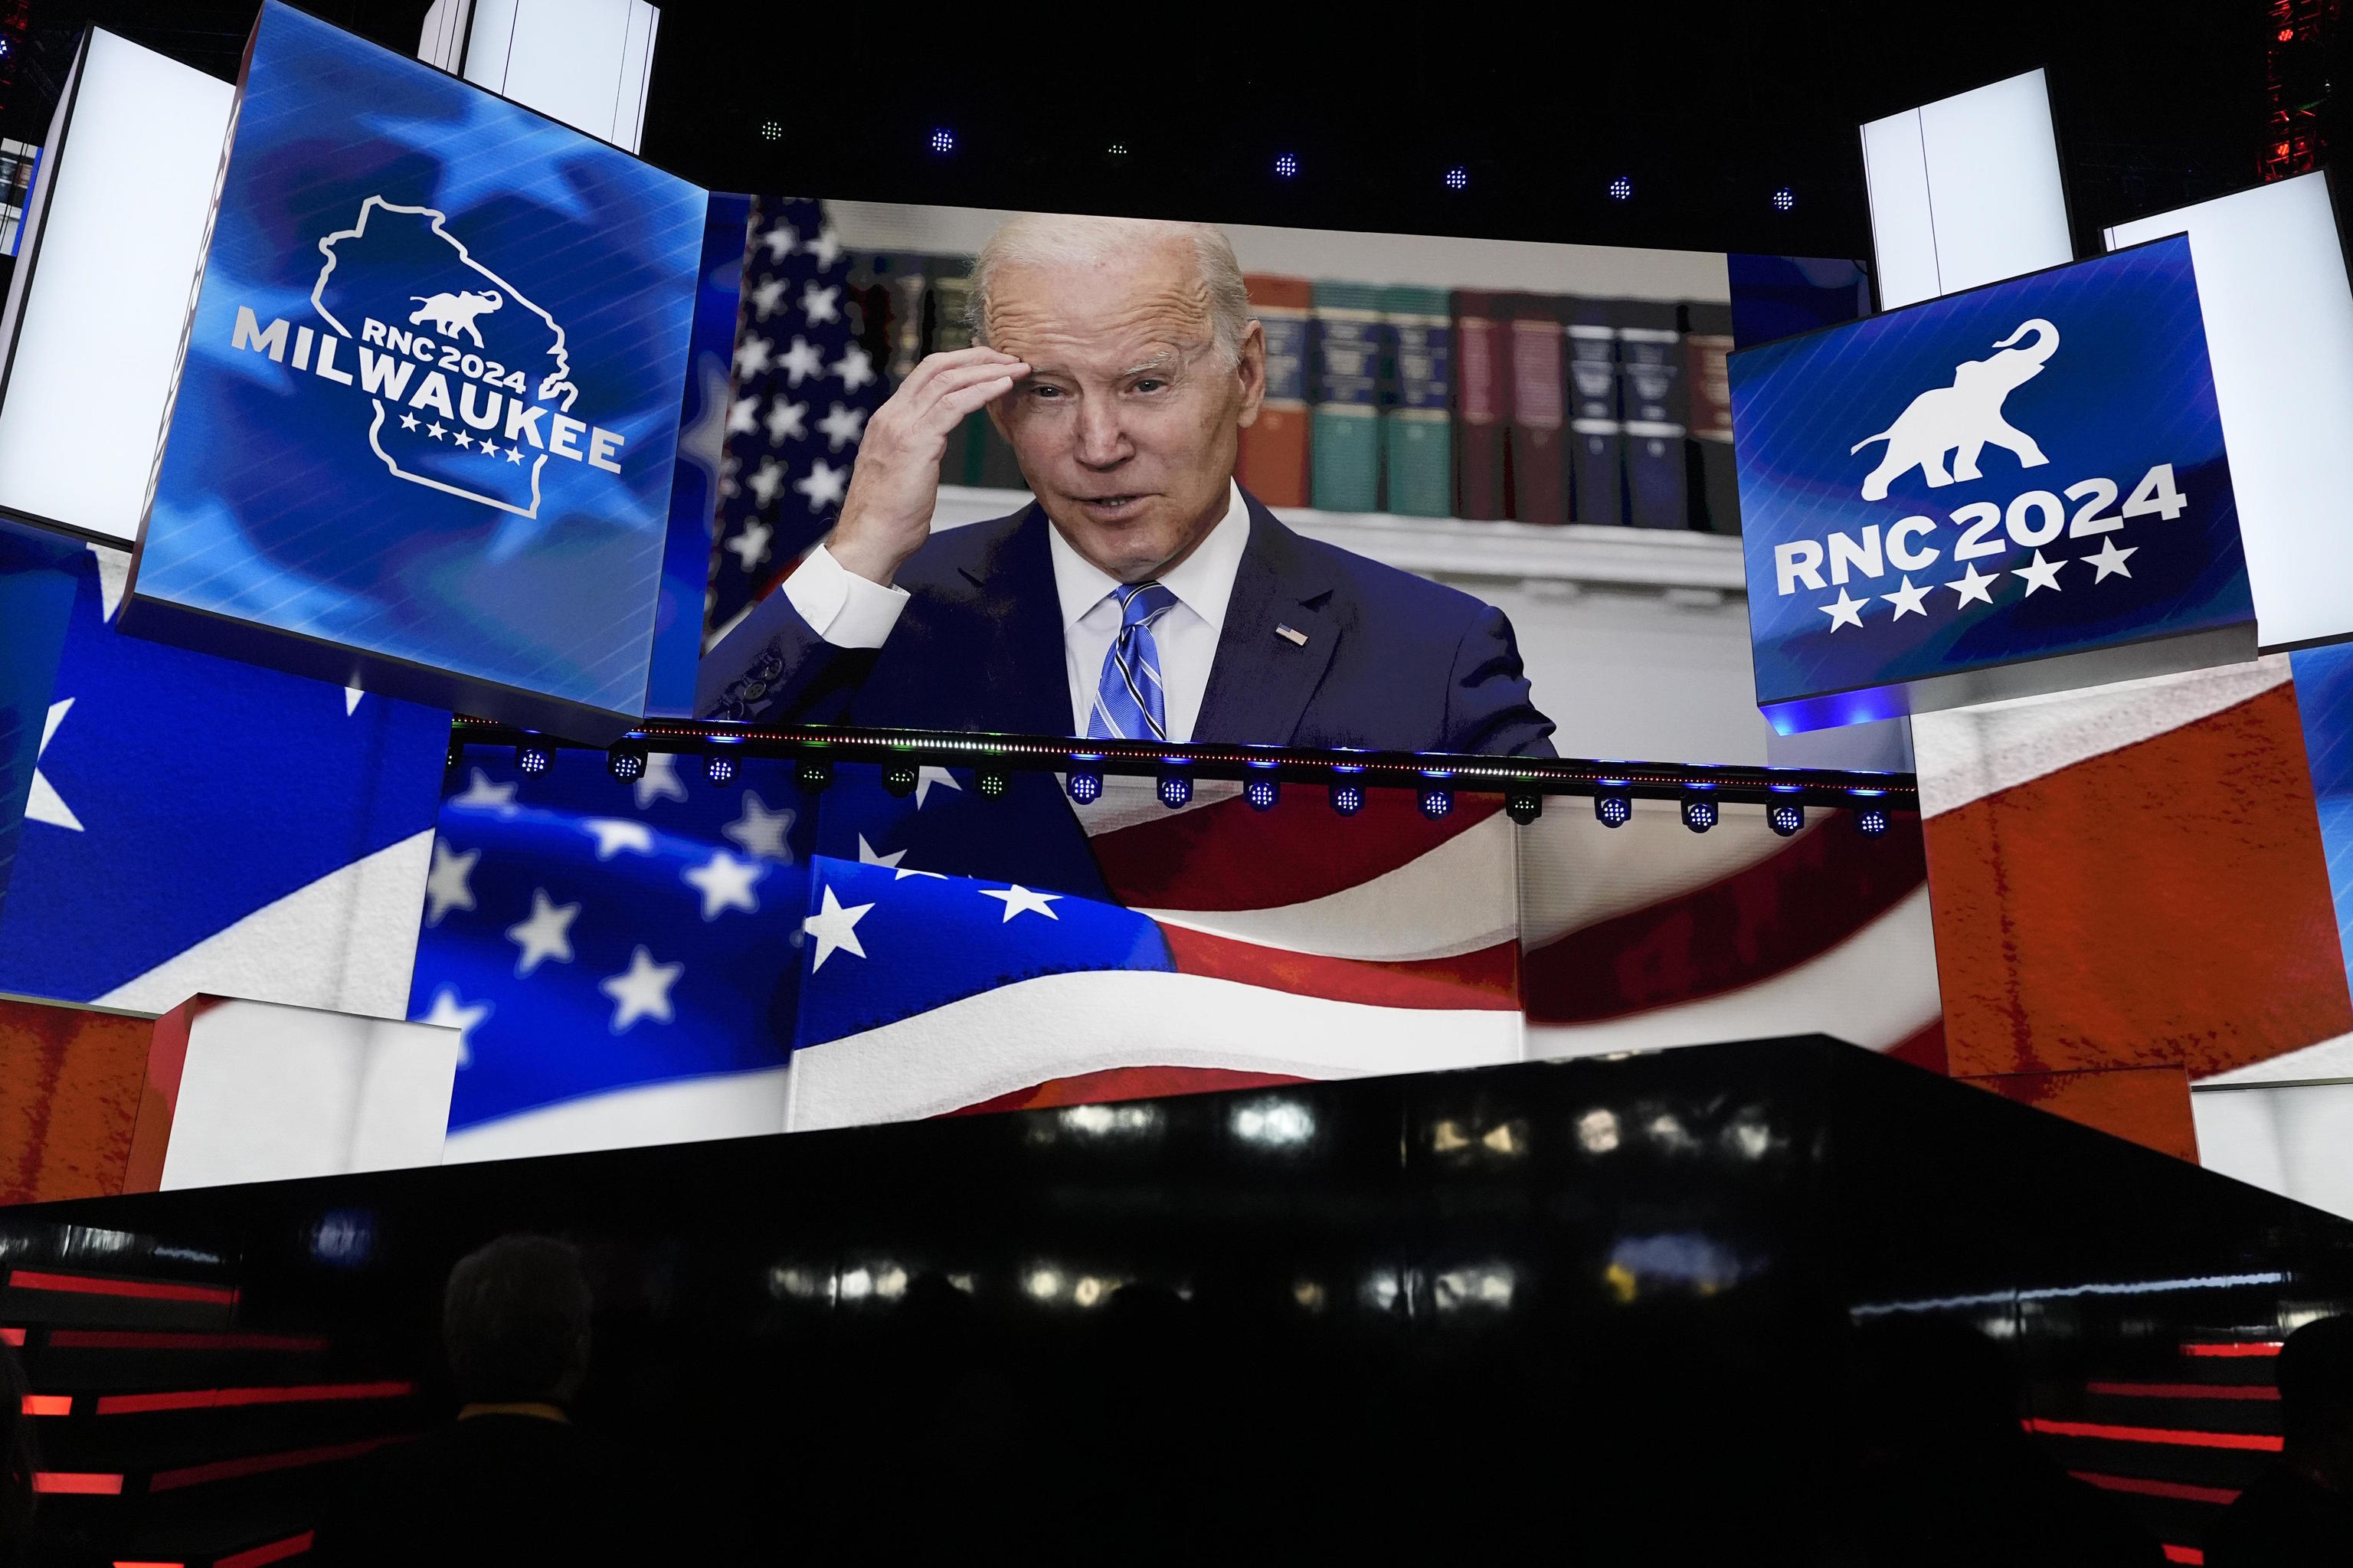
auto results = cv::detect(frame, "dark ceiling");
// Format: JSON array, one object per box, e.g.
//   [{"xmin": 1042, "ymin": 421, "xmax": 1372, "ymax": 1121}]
[{"xmin": 0, "ymin": 2, "xmax": 2292, "ymax": 267}]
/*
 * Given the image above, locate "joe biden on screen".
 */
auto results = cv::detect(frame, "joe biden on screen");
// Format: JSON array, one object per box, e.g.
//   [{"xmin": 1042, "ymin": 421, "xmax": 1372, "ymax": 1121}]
[{"xmin": 696, "ymin": 212, "xmax": 1556, "ymax": 757}]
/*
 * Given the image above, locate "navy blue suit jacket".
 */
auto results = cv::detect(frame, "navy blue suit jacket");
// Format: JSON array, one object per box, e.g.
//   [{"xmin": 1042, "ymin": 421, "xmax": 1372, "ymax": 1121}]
[{"xmin": 697, "ymin": 490, "xmax": 1556, "ymax": 756}]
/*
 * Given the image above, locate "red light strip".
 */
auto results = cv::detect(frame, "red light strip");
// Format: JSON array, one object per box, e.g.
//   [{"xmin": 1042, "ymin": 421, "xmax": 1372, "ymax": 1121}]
[
  {"xmin": 46, "ymin": 1330, "xmax": 327, "ymax": 1353},
  {"xmin": 33, "ymin": 1471, "xmax": 123, "ymax": 1494},
  {"xmin": 2070, "ymin": 1469, "xmax": 2241, "ymax": 1505},
  {"xmin": 97, "ymin": 1379, "xmax": 414, "ymax": 1416},
  {"xmin": 5, "ymin": 1269, "xmax": 237, "ymax": 1307},
  {"xmin": 2182, "ymin": 1340, "xmax": 2283, "ymax": 1357},
  {"xmin": 217, "ymin": 1532, "xmax": 315, "ymax": 1568},
  {"xmin": 149, "ymin": 1433, "xmax": 411, "ymax": 1492},
  {"xmin": 110, "ymin": 1561, "xmax": 185, "ymax": 1567},
  {"xmin": 2026, "ymin": 1416, "xmax": 2283, "ymax": 1452},
  {"xmin": 2087, "ymin": 1380, "xmax": 2280, "ymax": 1401},
  {"xmin": 1, "ymin": 1327, "xmax": 23, "ymax": 1346},
  {"xmin": 2164, "ymin": 1548, "xmax": 2204, "ymax": 1566},
  {"xmin": 20, "ymin": 1394, "xmax": 70, "ymax": 1416}
]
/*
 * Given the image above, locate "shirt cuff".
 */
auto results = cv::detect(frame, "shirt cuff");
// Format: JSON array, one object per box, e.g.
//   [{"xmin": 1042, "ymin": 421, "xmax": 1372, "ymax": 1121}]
[{"xmin": 784, "ymin": 545, "xmax": 910, "ymax": 650}]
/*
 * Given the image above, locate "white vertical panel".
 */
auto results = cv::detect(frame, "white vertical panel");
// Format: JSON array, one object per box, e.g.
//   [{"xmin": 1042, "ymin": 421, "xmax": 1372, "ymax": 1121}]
[
  {"xmin": 0, "ymin": 33, "xmax": 234, "ymax": 542},
  {"xmin": 464, "ymin": 0, "xmax": 659, "ymax": 154},
  {"xmin": 2106, "ymin": 174, "xmax": 2353, "ymax": 652},
  {"xmin": 1861, "ymin": 69, "xmax": 2073, "ymax": 310},
  {"xmin": 1860, "ymin": 108, "xmax": 1942, "ymax": 309},
  {"xmin": 416, "ymin": 0, "xmax": 474, "ymax": 72},
  {"xmin": 2192, "ymin": 1082, "xmax": 2353, "ymax": 1222},
  {"xmin": 1917, "ymin": 70, "xmax": 2073, "ymax": 293}
]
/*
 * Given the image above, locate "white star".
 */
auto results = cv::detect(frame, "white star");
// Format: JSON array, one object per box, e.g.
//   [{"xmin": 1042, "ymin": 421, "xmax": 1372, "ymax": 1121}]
[
  {"xmin": 799, "ymin": 282, "xmax": 842, "ymax": 325},
  {"xmin": 476, "ymin": 440, "xmax": 499, "ymax": 460},
  {"xmin": 896, "ymin": 866, "xmax": 947, "ymax": 882},
  {"xmin": 399, "ymin": 412, "xmax": 419, "ymax": 431},
  {"xmin": 419, "ymin": 986, "xmax": 491, "ymax": 1066},
  {"xmin": 817, "ymin": 403, "xmax": 869, "ymax": 451},
  {"xmin": 25, "ymin": 699, "xmax": 82, "ymax": 831},
  {"xmin": 746, "ymin": 457, "xmax": 787, "ymax": 509},
  {"xmin": 2014, "ymin": 549, "xmax": 2065, "ymax": 596},
  {"xmin": 344, "ymin": 687, "xmax": 365, "ymax": 715},
  {"xmin": 750, "ymin": 277, "xmax": 788, "ymax": 319},
  {"xmin": 1946, "ymin": 562, "xmax": 1999, "ymax": 607},
  {"xmin": 856, "ymin": 834, "xmax": 905, "ymax": 869},
  {"xmin": 453, "ymin": 431, "xmax": 473, "ymax": 449},
  {"xmin": 504, "ymin": 887, "xmax": 580, "ymax": 976},
  {"xmin": 805, "ymin": 228, "xmax": 843, "ymax": 269},
  {"xmin": 683, "ymin": 849, "xmax": 767, "ymax": 920},
  {"xmin": 803, "ymin": 885, "xmax": 874, "ymax": 972},
  {"xmin": 794, "ymin": 459, "xmax": 848, "ymax": 512},
  {"xmin": 634, "ymin": 751, "xmax": 688, "ymax": 810},
  {"xmin": 727, "ymin": 394, "xmax": 761, "ymax": 436},
  {"xmin": 759, "ymin": 221, "xmax": 798, "ymax": 262},
  {"xmin": 2083, "ymin": 538, "xmax": 2139, "ymax": 581},
  {"xmin": 914, "ymin": 766, "xmax": 962, "ymax": 808},
  {"xmin": 735, "ymin": 335, "xmax": 774, "ymax": 379},
  {"xmin": 1819, "ymin": 588, "xmax": 1866, "ymax": 631},
  {"xmin": 725, "ymin": 522, "xmax": 772, "ymax": 573},
  {"xmin": 599, "ymin": 945, "xmax": 682, "ymax": 1032},
  {"xmin": 781, "ymin": 336, "xmax": 826, "ymax": 386},
  {"xmin": 426, "ymin": 421, "xmax": 447, "ymax": 440},
  {"xmin": 451, "ymin": 768, "xmax": 520, "ymax": 817},
  {"xmin": 579, "ymin": 817, "xmax": 653, "ymax": 859},
  {"xmin": 506, "ymin": 446, "xmax": 524, "ymax": 464},
  {"xmin": 424, "ymin": 837, "xmax": 479, "ymax": 926},
  {"xmin": 979, "ymin": 884, "xmax": 1062, "ymax": 923},
  {"xmin": 1881, "ymin": 575, "xmax": 1931, "ymax": 620},
  {"xmin": 764, "ymin": 398, "xmax": 807, "ymax": 444},
  {"xmin": 832, "ymin": 344, "xmax": 877, "ymax": 392},
  {"xmin": 722, "ymin": 791, "xmax": 795, "ymax": 859}
]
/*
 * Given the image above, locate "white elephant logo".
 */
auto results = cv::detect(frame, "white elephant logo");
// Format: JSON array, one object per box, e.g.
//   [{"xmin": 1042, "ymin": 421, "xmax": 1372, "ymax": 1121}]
[
  {"xmin": 407, "ymin": 288, "xmax": 504, "ymax": 347},
  {"xmin": 1851, "ymin": 319, "xmax": 2057, "ymax": 501}
]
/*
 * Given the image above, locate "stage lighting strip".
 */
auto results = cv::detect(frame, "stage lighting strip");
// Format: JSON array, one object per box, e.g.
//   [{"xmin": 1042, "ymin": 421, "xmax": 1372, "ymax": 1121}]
[
  {"xmin": 2023, "ymin": 1416, "xmax": 2282, "ymax": 1452},
  {"xmin": 453, "ymin": 717, "xmax": 1920, "ymax": 811},
  {"xmin": 146, "ymin": 1432, "xmax": 416, "ymax": 1492},
  {"xmin": 44, "ymin": 1329, "xmax": 328, "ymax": 1352},
  {"xmin": 2, "ymin": 1268, "xmax": 237, "ymax": 1307},
  {"xmin": 91, "ymin": 1379, "xmax": 415, "ymax": 1416}
]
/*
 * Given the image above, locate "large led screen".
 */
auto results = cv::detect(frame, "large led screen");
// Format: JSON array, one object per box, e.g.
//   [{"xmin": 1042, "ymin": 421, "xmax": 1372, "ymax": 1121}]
[{"xmin": 694, "ymin": 203, "xmax": 1841, "ymax": 758}]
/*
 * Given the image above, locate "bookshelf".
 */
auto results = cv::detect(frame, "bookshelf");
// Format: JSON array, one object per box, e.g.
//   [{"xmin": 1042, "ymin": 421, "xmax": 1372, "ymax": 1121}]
[{"xmin": 929, "ymin": 486, "xmax": 1748, "ymax": 595}]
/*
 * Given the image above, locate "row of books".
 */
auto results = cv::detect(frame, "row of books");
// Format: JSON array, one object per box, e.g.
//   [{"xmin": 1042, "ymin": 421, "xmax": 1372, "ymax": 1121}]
[
  {"xmin": 843, "ymin": 253, "xmax": 1738, "ymax": 534},
  {"xmin": 1245, "ymin": 279, "xmax": 1739, "ymax": 532}
]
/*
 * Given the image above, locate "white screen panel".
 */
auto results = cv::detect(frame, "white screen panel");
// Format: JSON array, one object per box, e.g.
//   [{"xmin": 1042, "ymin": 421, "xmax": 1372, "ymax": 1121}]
[
  {"xmin": 0, "ymin": 32, "xmax": 234, "ymax": 543},
  {"xmin": 464, "ymin": 0, "xmax": 659, "ymax": 153},
  {"xmin": 1862, "ymin": 69, "xmax": 2073, "ymax": 310},
  {"xmin": 2107, "ymin": 173, "xmax": 2353, "ymax": 650}
]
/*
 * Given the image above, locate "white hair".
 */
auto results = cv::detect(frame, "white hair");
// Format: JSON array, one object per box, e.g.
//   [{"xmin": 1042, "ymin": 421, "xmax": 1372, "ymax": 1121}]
[{"xmin": 967, "ymin": 213, "xmax": 1251, "ymax": 367}]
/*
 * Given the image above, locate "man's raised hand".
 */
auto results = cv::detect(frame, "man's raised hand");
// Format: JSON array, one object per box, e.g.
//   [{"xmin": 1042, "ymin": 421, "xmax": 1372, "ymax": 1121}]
[{"xmin": 827, "ymin": 348, "xmax": 1028, "ymax": 586}]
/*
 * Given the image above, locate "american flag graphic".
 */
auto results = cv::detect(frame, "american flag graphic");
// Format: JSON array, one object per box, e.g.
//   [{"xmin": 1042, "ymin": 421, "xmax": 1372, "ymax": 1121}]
[{"xmin": 703, "ymin": 196, "xmax": 888, "ymax": 647}]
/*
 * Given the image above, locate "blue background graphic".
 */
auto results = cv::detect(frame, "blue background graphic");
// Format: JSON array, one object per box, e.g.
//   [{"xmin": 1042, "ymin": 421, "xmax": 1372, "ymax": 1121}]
[
  {"xmin": 1730, "ymin": 238, "xmax": 2252, "ymax": 726},
  {"xmin": 133, "ymin": 3, "xmax": 706, "ymax": 728}
]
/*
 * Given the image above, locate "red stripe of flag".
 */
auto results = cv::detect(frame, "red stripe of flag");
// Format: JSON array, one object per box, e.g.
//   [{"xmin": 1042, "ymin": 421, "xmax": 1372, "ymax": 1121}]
[
  {"xmin": 1521, "ymin": 811, "xmax": 1925, "ymax": 1023},
  {"xmin": 1157, "ymin": 924, "xmax": 1520, "ymax": 1010},
  {"xmin": 2183, "ymin": 1341, "xmax": 2283, "ymax": 1357},
  {"xmin": 96, "ymin": 1380, "xmax": 414, "ymax": 1416},
  {"xmin": 5, "ymin": 1270, "xmax": 236, "ymax": 1306},
  {"xmin": 2026, "ymin": 1416, "xmax": 2283, "ymax": 1451},
  {"xmin": 949, "ymin": 1065, "xmax": 1308, "ymax": 1116},
  {"xmin": 1091, "ymin": 789, "xmax": 1497, "ymax": 910}
]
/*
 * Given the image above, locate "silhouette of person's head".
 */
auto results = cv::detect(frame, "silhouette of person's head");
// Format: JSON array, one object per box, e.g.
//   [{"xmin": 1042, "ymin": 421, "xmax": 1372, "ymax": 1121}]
[
  {"xmin": 442, "ymin": 1234, "xmax": 592, "ymax": 1411},
  {"xmin": 2277, "ymin": 1314, "xmax": 2353, "ymax": 1482}
]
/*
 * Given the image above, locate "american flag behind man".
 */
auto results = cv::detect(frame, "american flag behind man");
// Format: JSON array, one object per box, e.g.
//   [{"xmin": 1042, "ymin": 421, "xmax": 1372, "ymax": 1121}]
[{"xmin": 703, "ymin": 196, "xmax": 889, "ymax": 646}]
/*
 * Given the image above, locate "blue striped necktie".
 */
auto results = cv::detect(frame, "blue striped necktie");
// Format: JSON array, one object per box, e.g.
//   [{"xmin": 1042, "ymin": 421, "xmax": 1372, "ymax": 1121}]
[{"xmin": 1086, "ymin": 581, "xmax": 1181, "ymax": 741}]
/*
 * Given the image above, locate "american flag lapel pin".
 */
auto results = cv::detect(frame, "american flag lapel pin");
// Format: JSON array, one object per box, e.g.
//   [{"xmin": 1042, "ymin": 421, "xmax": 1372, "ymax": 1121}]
[{"xmin": 1275, "ymin": 623, "xmax": 1309, "ymax": 647}]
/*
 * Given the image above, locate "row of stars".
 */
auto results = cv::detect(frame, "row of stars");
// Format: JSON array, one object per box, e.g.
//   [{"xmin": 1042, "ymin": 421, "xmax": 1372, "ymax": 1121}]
[
  {"xmin": 727, "ymin": 394, "xmax": 868, "ymax": 451},
  {"xmin": 395, "ymin": 411, "xmax": 527, "ymax": 462},
  {"xmin": 735, "ymin": 332, "xmax": 876, "ymax": 393},
  {"xmin": 803, "ymin": 874, "xmax": 1064, "ymax": 974},
  {"xmin": 753, "ymin": 219, "xmax": 844, "ymax": 272},
  {"xmin": 1817, "ymin": 538, "xmax": 2139, "ymax": 631}
]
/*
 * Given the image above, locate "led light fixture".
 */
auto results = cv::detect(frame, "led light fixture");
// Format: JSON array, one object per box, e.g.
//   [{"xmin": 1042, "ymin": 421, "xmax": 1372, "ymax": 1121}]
[
  {"xmin": 1505, "ymin": 786, "xmax": 1543, "ymax": 825},
  {"xmin": 607, "ymin": 744, "xmax": 646, "ymax": 784},
  {"xmin": 515, "ymin": 740, "xmax": 554, "ymax": 777}
]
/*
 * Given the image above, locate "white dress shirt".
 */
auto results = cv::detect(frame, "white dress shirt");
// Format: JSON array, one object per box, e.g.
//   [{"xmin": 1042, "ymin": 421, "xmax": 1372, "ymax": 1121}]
[{"xmin": 781, "ymin": 480, "xmax": 1251, "ymax": 742}]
